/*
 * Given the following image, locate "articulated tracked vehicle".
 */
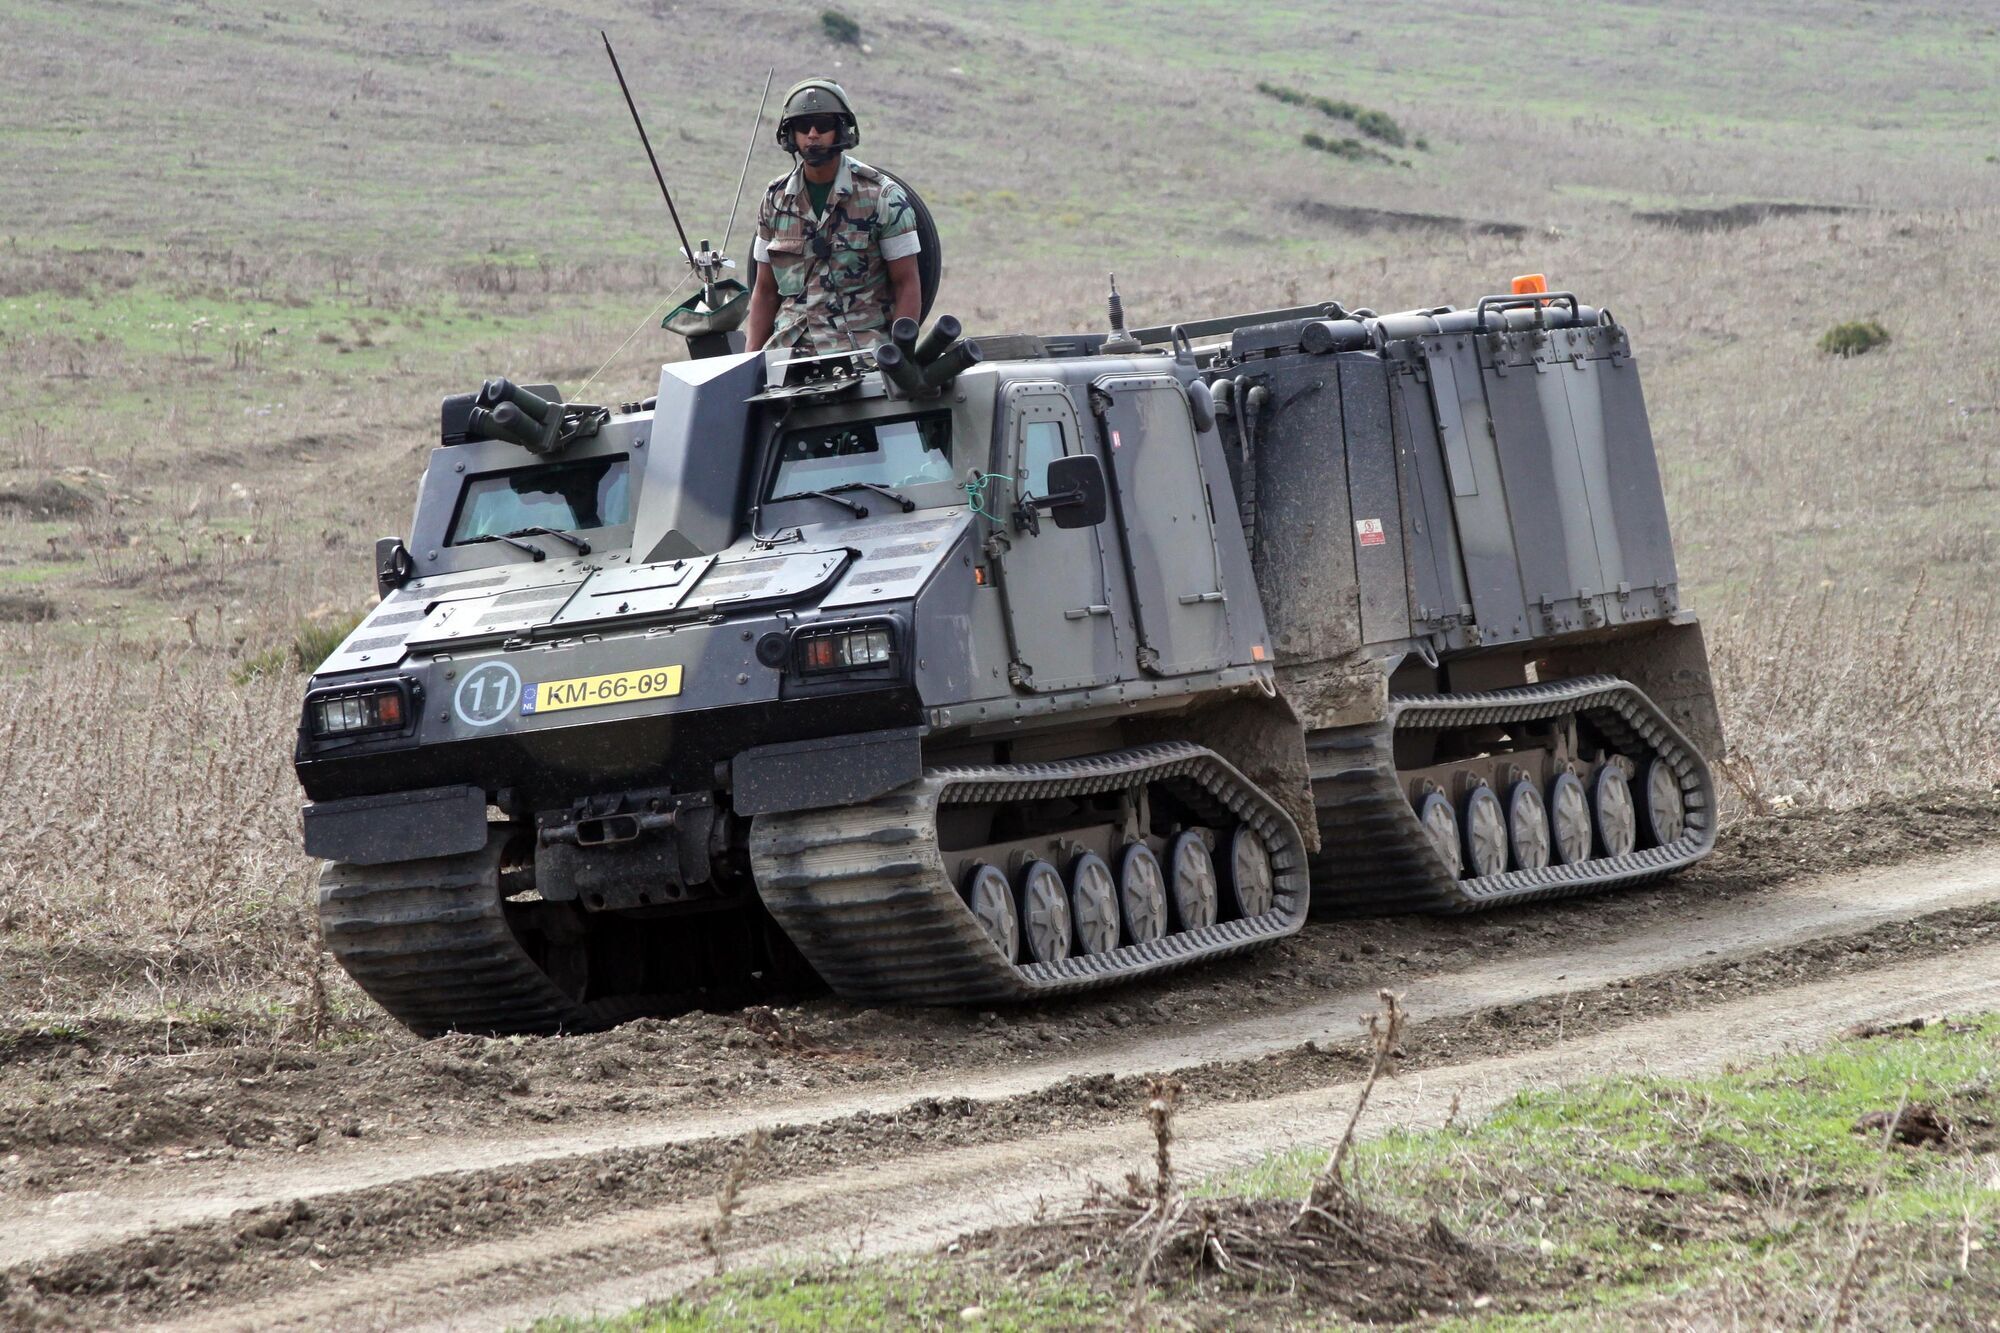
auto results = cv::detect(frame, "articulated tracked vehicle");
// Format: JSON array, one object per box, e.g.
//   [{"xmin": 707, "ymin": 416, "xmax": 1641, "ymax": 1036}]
[{"xmin": 297, "ymin": 283, "xmax": 1722, "ymax": 1035}]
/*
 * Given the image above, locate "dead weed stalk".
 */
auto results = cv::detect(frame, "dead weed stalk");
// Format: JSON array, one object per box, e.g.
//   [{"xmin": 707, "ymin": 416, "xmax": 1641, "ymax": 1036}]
[
  {"xmin": 1297, "ymin": 988, "xmax": 1406, "ymax": 1223},
  {"xmin": 995, "ymin": 991, "xmax": 1488, "ymax": 1324},
  {"xmin": 698, "ymin": 1126, "xmax": 768, "ymax": 1275}
]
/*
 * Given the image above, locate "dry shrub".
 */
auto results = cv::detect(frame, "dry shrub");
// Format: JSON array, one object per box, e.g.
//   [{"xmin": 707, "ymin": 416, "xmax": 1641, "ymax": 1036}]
[
  {"xmin": 975, "ymin": 996, "xmax": 1493, "ymax": 1326},
  {"xmin": 0, "ymin": 646, "xmax": 316, "ymax": 990},
  {"xmin": 1706, "ymin": 581, "xmax": 2000, "ymax": 808}
]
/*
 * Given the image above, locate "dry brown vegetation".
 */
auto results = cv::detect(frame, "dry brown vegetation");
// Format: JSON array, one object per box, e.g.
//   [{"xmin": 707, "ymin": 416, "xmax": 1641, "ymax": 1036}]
[{"xmin": 2, "ymin": 0, "xmax": 1997, "ymax": 1032}]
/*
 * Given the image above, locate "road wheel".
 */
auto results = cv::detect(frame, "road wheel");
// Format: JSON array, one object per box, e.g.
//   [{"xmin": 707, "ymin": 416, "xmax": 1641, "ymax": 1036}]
[
  {"xmin": 960, "ymin": 862, "xmax": 1019, "ymax": 963},
  {"xmin": 1418, "ymin": 790, "xmax": 1462, "ymax": 878},
  {"xmin": 1117, "ymin": 843, "xmax": 1168, "ymax": 944},
  {"xmin": 1068, "ymin": 852, "xmax": 1121, "ymax": 955},
  {"xmin": 1166, "ymin": 831, "xmax": 1219, "ymax": 930},
  {"xmin": 1507, "ymin": 780, "xmax": 1551, "ymax": 871},
  {"xmin": 1461, "ymin": 785, "xmax": 1508, "ymax": 879},
  {"xmin": 1639, "ymin": 756, "xmax": 1685, "ymax": 846},
  {"xmin": 1017, "ymin": 860, "xmax": 1071, "ymax": 964},
  {"xmin": 1225, "ymin": 825, "xmax": 1275, "ymax": 918},
  {"xmin": 1548, "ymin": 772, "xmax": 1592, "ymax": 866},
  {"xmin": 1593, "ymin": 763, "xmax": 1637, "ymax": 857}
]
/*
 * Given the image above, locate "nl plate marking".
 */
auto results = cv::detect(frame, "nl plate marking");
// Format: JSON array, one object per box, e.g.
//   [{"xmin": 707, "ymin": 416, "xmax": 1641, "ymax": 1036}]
[{"xmin": 521, "ymin": 665, "xmax": 684, "ymax": 716}]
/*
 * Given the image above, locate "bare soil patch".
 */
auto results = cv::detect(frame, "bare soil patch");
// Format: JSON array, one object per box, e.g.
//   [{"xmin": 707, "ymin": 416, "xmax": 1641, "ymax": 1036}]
[
  {"xmin": 1634, "ymin": 201, "xmax": 1859, "ymax": 231},
  {"xmin": 6, "ymin": 887, "xmax": 2000, "ymax": 1325},
  {"xmin": 2, "ymin": 791, "xmax": 1995, "ymax": 1206},
  {"xmin": 1292, "ymin": 198, "xmax": 1527, "ymax": 238}
]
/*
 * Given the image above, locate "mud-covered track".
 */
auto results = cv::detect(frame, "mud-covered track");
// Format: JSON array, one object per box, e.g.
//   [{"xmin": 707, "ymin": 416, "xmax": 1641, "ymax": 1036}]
[
  {"xmin": 751, "ymin": 742, "xmax": 1309, "ymax": 1003},
  {"xmin": 1308, "ymin": 675, "xmax": 1716, "ymax": 914},
  {"xmin": 318, "ymin": 838, "xmax": 587, "ymax": 1038}
]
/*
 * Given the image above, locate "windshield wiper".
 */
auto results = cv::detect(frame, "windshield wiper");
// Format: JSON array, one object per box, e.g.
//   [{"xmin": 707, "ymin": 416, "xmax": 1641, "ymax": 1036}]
[
  {"xmin": 768, "ymin": 489, "xmax": 869, "ymax": 517},
  {"xmin": 820, "ymin": 481, "xmax": 914, "ymax": 513},
  {"xmin": 504, "ymin": 526, "xmax": 592, "ymax": 555},
  {"xmin": 461, "ymin": 533, "xmax": 547, "ymax": 561}
]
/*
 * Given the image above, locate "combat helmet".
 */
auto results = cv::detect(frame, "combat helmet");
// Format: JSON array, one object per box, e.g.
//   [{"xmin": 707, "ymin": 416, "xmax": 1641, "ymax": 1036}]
[{"xmin": 775, "ymin": 78, "xmax": 860, "ymax": 155}]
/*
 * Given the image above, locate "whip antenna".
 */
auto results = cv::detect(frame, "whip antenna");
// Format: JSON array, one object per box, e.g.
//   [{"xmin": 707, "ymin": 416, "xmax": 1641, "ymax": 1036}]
[
  {"xmin": 720, "ymin": 67, "xmax": 776, "ymax": 258},
  {"xmin": 600, "ymin": 29, "xmax": 701, "ymax": 293}
]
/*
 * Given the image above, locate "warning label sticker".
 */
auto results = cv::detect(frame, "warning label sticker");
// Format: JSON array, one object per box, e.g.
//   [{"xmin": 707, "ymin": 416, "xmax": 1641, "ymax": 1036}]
[{"xmin": 1355, "ymin": 518, "xmax": 1387, "ymax": 547}]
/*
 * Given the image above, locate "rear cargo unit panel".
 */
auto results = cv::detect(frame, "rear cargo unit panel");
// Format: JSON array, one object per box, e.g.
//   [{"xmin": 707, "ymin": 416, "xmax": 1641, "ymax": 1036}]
[
  {"xmin": 1482, "ymin": 361, "xmax": 1611, "ymax": 635},
  {"xmin": 1336, "ymin": 356, "xmax": 1411, "ymax": 646},
  {"xmin": 1247, "ymin": 360, "xmax": 1360, "ymax": 663},
  {"xmin": 1424, "ymin": 340, "xmax": 1530, "ymax": 645},
  {"xmin": 1389, "ymin": 365, "xmax": 1471, "ymax": 638},
  {"xmin": 1585, "ymin": 350, "xmax": 1681, "ymax": 601},
  {"xmin": 1481, "ymin": 336, "xmax": 1677, "ymax": 635}
]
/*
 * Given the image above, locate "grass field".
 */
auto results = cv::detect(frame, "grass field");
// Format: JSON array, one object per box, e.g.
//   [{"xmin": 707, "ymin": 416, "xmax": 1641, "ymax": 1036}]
[{"xmin": 1, "ymin": 0, "xmax": 1997, "ymax": 1021}]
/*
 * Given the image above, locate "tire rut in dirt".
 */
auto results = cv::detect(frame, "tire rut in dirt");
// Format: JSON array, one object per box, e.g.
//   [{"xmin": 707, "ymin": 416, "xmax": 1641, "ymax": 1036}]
[
  {"xmin": 75, "ymin": 936, "xmax": 2000, "ymax": 1333},
  {"xmin": 13, "ymin": 903, "xmax": 2000, "ymax": 1330}
]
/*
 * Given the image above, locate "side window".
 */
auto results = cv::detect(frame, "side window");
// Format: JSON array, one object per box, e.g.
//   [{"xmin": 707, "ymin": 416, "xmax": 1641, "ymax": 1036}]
[{"xmin": 1019, "ymin": 419, "xmax": 1068, "ymax": 496}]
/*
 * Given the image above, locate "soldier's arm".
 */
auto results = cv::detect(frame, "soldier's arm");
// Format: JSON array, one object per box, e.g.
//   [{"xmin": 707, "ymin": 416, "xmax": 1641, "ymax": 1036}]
[
  {"xmin": 745, "ymin": 187, "xmax": 782, "ymax": 351},
  {"xmin": 887, "ymin": 254, "xmax": 921, "ymax": 327},
  {"xmin": 876, "ymin": 179, "xmax": 922, "ymax": 328},
  {"xmin": 746, "ymin": 260, "xmax": 779, "ymax": 351}
]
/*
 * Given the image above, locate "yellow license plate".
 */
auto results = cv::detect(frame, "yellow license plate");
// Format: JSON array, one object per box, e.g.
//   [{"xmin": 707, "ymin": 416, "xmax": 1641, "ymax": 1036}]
[{"xmin": 521, "ymin": 665, "xmax": 683, "ymax": 716}]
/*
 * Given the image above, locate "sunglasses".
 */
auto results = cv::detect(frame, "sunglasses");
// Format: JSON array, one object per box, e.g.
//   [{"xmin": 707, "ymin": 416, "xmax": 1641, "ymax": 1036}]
[{"xmin": 788, "ymin": 115, "xmax": 845, "ymax": 137}]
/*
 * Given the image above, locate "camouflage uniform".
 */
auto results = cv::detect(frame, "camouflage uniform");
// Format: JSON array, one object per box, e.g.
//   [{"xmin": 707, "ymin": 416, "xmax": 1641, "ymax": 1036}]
[{"xmin": 752, "ymin": 154, "xmax": 920, "ymax": 353}]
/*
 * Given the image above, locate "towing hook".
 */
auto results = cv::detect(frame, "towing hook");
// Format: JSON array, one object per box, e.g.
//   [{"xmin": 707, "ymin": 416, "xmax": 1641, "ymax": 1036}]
[{"xmin": 549, "ymin": 806, "xmax": 680, "ymax": 848}]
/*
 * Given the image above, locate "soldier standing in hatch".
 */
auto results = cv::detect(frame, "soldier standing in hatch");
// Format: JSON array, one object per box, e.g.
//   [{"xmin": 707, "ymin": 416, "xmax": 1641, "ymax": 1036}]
[{"xmin": 744, "ymin": 79, "xmax": 923, "ymax": 355}]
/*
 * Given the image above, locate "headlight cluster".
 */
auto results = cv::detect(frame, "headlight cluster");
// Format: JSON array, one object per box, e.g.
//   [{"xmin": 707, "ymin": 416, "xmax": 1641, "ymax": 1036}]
[
  {"xmin": 307, "ymin": 683, "xmax": 410, "ymax": 738},
  {"xmin": 794, "ymin": 622, "xmax": 896, "ymax": 674}
]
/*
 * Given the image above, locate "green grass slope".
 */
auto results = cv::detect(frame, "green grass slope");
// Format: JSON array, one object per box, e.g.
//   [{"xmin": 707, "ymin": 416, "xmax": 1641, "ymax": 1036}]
[{"xmin": 5, "ymin": 0, "xmax": 1997, "ymax": 270}]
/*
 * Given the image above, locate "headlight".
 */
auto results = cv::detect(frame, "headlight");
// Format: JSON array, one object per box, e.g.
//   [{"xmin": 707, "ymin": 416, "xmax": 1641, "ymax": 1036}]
[
  {"xmin": 794, "ymin": 622, "xmax": 896, "ymax": 674},
  {"xmin": 306, "ymin": 681, "xmax": 413, "ymax": 738}
]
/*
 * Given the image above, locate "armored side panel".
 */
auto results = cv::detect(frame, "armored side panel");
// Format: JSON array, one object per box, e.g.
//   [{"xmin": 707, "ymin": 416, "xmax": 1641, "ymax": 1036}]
[
  {"xmin": 989, "ymin": 378, "xmax": 1126, "ymax": 691},
  {"xmin": 1336, "ymin": 355, "xmax": 1410, "ymax": 647},
  {"xmin": 1090, "ymin": 373, "xmax": 1232, "ymax": 676},
  {"xmin": 1228, "ymin": 357, "xmax": 1362, "ymax": 664},
  {"xmin": 1417, "ymin": 335, "xmax": 1531, "ymax": 646},
  {"xmin": 1386, "ymin": 359, "xmax": 1474, "ymax": 646},
  {"xmin": 1470, "ymin": 324, "xmax": 1678, "ymax": 639},
  {"xmin": 632, "ymin": 351, "xmax": 764, "ymax": 562}
]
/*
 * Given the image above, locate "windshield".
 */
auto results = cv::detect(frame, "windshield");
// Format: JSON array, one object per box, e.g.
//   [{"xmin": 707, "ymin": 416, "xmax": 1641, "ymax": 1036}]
[
  {"xmin": 770, "ymin": 413, "xmax": 952, "ymax": 498},
  {"xmin": 449, "ymin": 455, "xmax": 630, "ymax": 546}
]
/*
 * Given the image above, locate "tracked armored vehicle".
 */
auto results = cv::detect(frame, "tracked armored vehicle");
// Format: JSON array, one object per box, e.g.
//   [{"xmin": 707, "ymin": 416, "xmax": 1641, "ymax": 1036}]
[{"xmin": 296, "ymin": 282, "xmax": 1721, "ymax": 1035}]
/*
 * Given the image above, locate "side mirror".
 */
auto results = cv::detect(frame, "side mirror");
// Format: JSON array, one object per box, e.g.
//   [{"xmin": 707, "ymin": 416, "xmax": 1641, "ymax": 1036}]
[
  {"xmin": 1041, "ymin": 453, "xmax": 1109, "ymax": 529},
  {"xmin": 376, "ymin": 536, "xmax": 414, "ymax": 598}
]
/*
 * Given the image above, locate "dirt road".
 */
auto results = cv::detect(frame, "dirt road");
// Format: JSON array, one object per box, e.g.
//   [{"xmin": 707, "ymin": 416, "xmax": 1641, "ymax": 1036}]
[{"xmin": 5, "ymin": 827, "xmax": 1999, "ymax": 1329}]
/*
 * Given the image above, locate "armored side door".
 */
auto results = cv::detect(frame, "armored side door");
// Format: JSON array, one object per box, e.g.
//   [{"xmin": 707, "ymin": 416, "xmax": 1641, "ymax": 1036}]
[
  {"xmin": 1090, "ymin": 374, "xmax": 1231, "ymax": 675},
  {"xmin": 992, "ymin": 381, "xmax": 1124, "ymax": 691}
]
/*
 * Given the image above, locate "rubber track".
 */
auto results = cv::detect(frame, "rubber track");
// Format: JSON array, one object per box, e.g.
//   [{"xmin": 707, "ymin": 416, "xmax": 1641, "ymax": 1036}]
[
  {"xmin": 319, "ymin": 837, "xmax": 588, "ymax": 1038},
  {"xmin": 749, "ymin": 742, "xmax": 1310, "ymax": 1004},
  {"xmin": 1307, "ymin": 675, "xmax": 1716, "ymax": 914}
]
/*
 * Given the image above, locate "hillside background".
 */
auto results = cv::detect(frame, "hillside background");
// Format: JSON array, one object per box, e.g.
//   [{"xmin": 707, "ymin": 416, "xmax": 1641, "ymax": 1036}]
[{"xmin": 1, "ymin": 0, "xmax": 1997, "ymax": 1007}]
